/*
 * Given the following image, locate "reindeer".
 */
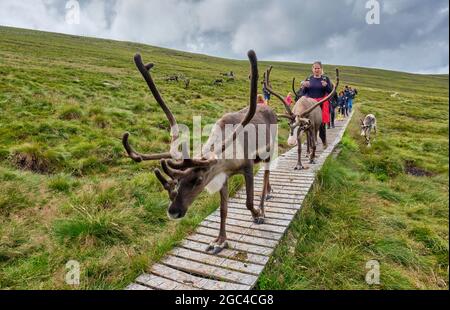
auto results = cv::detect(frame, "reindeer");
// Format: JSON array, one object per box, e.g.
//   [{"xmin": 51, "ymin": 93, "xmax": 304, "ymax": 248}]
[
  {"xmin": 122, "ymin": 50, "xmax": 277, "ymax": 254},
  {"xmin": 184, "ymin": 78, "xmax": 190, "ymax": 89},
  {"xmin": 213, "ymin": 78, "xmax": 223, "ymax": 85},
  {"xmin": 165, "ymin": 75, "xmax": 179, "ymax": 82},
  {"xmin": 264, "ymin": 66, "xmax": 339, "ymax": 170},
  {"xmin": 360, "ymin": 114, "xmax": 377, "ymax": 147},
  {"xmin": 221, "ymin": 71, "xmax": 235, "ymax": 78}
]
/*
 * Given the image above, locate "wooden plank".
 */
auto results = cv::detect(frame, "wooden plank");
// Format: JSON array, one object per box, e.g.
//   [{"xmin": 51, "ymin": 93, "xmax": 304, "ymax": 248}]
[
  {"xmin": 233, "ymin": 194, "xmax": 301, "ymax": 204},
  {"xmin": 254, "ymin": 176, "xmax": 315, "ymax": 184},
  {"xmin": 211, "ymin": 209, "xmax": 292, "ymax": 226},
  {"xmin": 242, "ymin": 185, "xmax": 310, "ymax": 193},
  {"xmin": 179, "ymin": 239, "xmax": 269, "ymax": 265},
  {"xmin": 206, "ymin": 215, "xmax": 287, "ymax": 234},
  {"xmin": 186, "ymin": 233, "xmax": 273, "ymax": 256},
  {"xmin": 249, "ymin": 183, "xmax": 312, "ymax": 193},
  {"xmin": 225, "ymin": 206, "xmax": 295, "ymax": 220},
  {"xmin": 227, "ymin": 202, "xmax": 299, "ymax": 214},
  {"xmin": 236, "ymin": 190, "xmax": 305, "ymax": 200},
  {"xmin": 170, "ymin": 247, "xmax": 264, "ymax": 275},
  {"xmin": 252, "ymin": 181, "xmax": 313, "ymax": 188},
  {"xmin": 256, "ymin": 169, "xmax": 316, "ymax": 176},
  {"xmin": 125, "ymin": 283, "xmax": 153, "ymax": 290},
  {"xmin": 151, "ymin": 263, "xmax": 250, "ymax": 290},
  {"xmin": 196, "ymin": 226, "xmax": 278, "ymax": 248},
  {"xmin": 135, "ymin": 273, "xmax": 199, "ymax": 290},
  {"xmin": 256, "ymin": 171, "xmax": 316, "ymax": 177},
  {"xmin": 267, "ymin": 170, "xmax": 317, "ymax": 176},
  {"xmin": 162, "ymin": 255, "xmax": 258, "ymax": 286},
  {"xmin": 200, "ymin": 221, "xmax": 283, "ymax": 241},
  {"xmin": 254, "ymin": 175, "xmax": 315, "ymax": 182},
  {"xmin": 230, "ymin": 196, "xmax": 303, "ymax": 206}
]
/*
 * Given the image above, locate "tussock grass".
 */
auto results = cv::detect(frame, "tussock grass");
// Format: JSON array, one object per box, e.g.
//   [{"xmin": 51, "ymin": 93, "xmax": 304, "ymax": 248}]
[
  {"xmin": 58, "ymin": 105, "xmax": 83, "ymax": 120},
  {"xmin": 9, "ymin": 143, "xmax": 63, "ymax": 174}
]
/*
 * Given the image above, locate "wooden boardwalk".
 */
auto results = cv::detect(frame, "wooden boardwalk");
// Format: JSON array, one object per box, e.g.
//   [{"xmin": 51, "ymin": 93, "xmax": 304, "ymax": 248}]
[{"xmin": 126, "ymin": 113, "xmax": 353, "ymax": 290}]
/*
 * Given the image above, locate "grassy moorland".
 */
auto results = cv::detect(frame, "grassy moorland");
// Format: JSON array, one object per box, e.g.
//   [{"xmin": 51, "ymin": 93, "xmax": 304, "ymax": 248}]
[
  {"xmin": 0, "ymin": 26, "xmax": 448, "ymax": 289},
  {"xmin": 257, "ymin": 78, "xmax": 449, "ymax": 289}
]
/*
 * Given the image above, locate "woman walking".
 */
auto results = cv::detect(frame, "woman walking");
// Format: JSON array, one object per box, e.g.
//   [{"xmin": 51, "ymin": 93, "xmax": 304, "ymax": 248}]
[{"xmin": 299, "ymin": 61, "xmax": 333, "ymax": 148}]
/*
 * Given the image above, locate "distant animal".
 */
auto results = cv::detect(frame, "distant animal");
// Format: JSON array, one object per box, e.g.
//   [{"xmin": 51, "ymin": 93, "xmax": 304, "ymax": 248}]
[
  {"xmin": 184, "ymin": 78, "xmax": 190, "ymax": 89},
  {"xmin": 221, "ymin": 71, "xmax": 234, "ymax": 78},
  {"xmin": 213, "ymin": 78, "xmax": 223, "ymax": 85},
  {"xmin": 165, "ymin": 75, "xmax": 179, "ymax": 82},
  {"xmin": 360, "ymin": 114, "xmax": 377, "ymax": 147}
]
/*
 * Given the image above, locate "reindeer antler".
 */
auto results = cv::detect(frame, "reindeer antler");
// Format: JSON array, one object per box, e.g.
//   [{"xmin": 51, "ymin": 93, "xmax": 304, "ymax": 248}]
[
  {"xmin": 219, "ymin": 50, "xmax": 258, "ymax": 155},
  {"xmin": 264, "ymin": 66, "xmax": 294, "ymax": 118},
  {"xmin": 122, "ymin": 53, "xmax": 182, "ymax": 162}
]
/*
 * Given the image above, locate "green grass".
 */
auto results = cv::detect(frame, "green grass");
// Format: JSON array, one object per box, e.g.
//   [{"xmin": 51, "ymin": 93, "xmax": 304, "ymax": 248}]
[{"xmin": 0, "ymin": 26, "xmax": 448, "ymax": 289}]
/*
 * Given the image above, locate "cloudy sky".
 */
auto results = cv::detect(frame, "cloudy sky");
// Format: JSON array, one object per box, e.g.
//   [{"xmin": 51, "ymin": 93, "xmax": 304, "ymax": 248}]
[{"xmin": 0, "ymin": 0, "xmax": 448, "ymax": 74}]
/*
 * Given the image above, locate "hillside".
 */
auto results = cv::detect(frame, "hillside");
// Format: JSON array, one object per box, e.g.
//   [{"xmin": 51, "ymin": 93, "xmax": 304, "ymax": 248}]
[{"xmin": 0, "ymin": 26, "xmax": 448, "ymax": 289}]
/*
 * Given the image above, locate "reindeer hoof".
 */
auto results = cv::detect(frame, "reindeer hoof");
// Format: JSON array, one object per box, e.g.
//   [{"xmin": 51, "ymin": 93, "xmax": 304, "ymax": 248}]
[
  {"xmin": 294, "ymin": 164, "xmax": 305, "ymax": 170},
  {"xmin": 253, "ymin": 216, "xmax": 265, "ymax": 224},
  {"xmin": 265, "ymin": 194, "xmax": 273, "ymax": 201},
  {"xmin": 206, "ymin": 240, "xmax": 228, "ymax": 254},
  {"xmin": 309, "ymin": 159, "xmax": 316, "ymax": 164}
]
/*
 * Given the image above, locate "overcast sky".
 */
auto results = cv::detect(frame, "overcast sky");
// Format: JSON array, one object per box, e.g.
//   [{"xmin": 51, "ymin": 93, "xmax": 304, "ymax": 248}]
[{"xmin": 0, "ymin": 0, "xmax": 448, "ymax": 74}]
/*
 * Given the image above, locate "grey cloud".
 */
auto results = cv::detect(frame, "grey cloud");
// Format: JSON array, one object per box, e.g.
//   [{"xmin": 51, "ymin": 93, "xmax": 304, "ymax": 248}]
[{"xmin": 0, "ymin": 0, "xmax": 448, "ymax": 74}]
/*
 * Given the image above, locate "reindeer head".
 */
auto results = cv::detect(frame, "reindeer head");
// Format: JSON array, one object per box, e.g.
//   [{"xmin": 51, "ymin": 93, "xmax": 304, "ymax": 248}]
[
  {"xmin": 154, "ymin": 158, "xmax": 217, "ymax": 219},
  {"xmin": 360, "ymin": 118, "xmax": 370, "ymax": 137},
  {"xmin": 263, "ymin": 66, "xmax": 339, "ymax": 146},
  {"xmin": 123, "ymin": 51, "xmax": 258, "ymax": 219}
]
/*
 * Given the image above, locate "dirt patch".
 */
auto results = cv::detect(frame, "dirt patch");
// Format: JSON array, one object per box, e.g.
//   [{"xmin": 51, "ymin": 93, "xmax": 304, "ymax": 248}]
[
  {"xmin": 405, "ymin": 161, "xmax": 435, "ymax": 177},
  {"xmin": 233, "ymin": 251, "xmax": 248, "ymax": 261},
  {"xmin": 11, "ymin": 152, "xmax": 52, "ymax": 174}
]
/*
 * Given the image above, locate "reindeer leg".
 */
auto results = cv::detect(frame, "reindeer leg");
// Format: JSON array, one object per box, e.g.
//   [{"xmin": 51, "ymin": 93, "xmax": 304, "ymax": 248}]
[
  {"xmin": 206, "ymin": 180, "xmax": 229, "ymax": 254},
  {"xmin": 262, "ymin": 161, "xmax": 273, "ymax": 201},
  {"xmin": 309, "ymin": 128, "xmax": 317, "ymax": 164},
  {"xmin": 320, "ymin": 123, "xmax": 328, "ymax": 149},
  {"xmin": 305, "ymin": 131, "xmax": 310, "ymax": 157},
  {"xmin": 258, "ymin": 169, "xmax": 269, "ymax": 220},
  {"xmin": 244, "ymin": 165, "xmax": 263, "ymax": 224},
  {"xmin": 295, "ymin": 130, "xmax": 305, "ymax": 170}
]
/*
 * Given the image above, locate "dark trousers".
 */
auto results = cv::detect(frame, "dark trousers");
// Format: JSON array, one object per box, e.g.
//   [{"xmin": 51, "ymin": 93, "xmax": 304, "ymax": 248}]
[
  {"xmin": 330, "ymin": 107, "xmax": 335, "ymax": 127},
  {"xmin": 319, "ymin": 123, "xmax": 327, "ymax": 145}
]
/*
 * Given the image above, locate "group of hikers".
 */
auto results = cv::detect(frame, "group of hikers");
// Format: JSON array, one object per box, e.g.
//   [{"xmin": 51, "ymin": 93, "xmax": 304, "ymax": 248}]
[{"xmin": 258, "ymin": 60, "xmax": 357, "ymax": 134}]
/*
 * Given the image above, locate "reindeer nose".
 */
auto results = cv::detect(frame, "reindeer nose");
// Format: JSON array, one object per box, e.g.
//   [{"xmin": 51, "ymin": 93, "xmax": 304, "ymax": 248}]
[
  {"xmin": 167, "ymin": 209, "xmax": 185, "ymax": 220},
  {"xmin": 287, "ymin": 136, "xmax": 298, "ymax": 146},
  {"xmin": 167, "ymin": 210, "xmax": 181, "ymax": 219}
]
